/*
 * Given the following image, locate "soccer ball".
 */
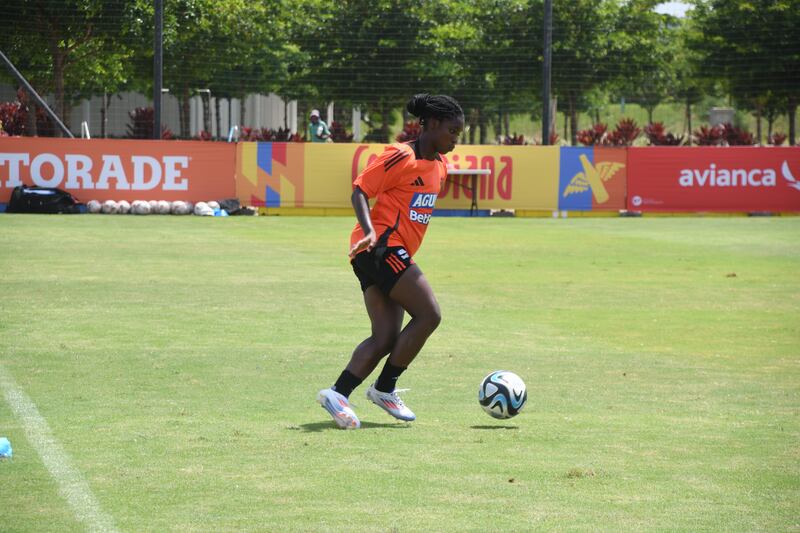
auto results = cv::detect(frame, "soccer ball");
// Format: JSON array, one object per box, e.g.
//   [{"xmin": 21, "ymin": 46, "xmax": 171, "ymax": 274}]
[
  {"xmin": 101, "ymin": 200, "xmax": 118, "ymax": 214},
  {"xmin": 131, "ymin": 200, "xmax": 151, "ymax": 215},
  {"xmin": 156, "ymin": 200, "xmax": 171, "ymax": 214},
  {"xmin": 170, "ymin": 200, "xmax": 190, "ymax": 215},
  {"xmin": 193, "ymin": 201, "xmax": 213, "ymax": 216},
  {"xmin": 86, "ymin": 200, "xmax": 101, "ymax": 213},
  {"xmin": 478, "ymin": 370, "xmax": 527, "ymax": 419}
]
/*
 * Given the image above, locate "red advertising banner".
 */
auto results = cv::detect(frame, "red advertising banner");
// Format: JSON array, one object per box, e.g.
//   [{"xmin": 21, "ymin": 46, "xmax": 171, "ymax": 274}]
[
  {"xmin": 627, "ymin": 147, "xmax": 800, "ymax": 212},
  {"xmin": 0, "ymin": 137, "xmax": 236, "ymax": 203}
]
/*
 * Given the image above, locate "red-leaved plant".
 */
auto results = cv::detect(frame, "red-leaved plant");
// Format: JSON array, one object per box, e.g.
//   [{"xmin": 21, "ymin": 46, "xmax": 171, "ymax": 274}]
[
  {"xmin": 502, "ymin": 133, "xmax": 527, "ymax": 145},
  {"xmin": 577, "ymin": 123, "xmax": 607, "ymax": 146},
  {"xmin": 396, "ymin": 121, "xmax": 421, "ymax": 142},
  {"xmin": 644, "ymin": 122, "xmax": 684, "ymax": 146},
  {"xmin": 330, "ymin": 121, "xmax": 354, "ymax": 143},
  {"xmin": 127, "ymin": 107, "xmax": 174, "ymax": 139},
  {"xmin": 35, "ymin": 107, "xmax": 55, "ymax": 137},
  {"xmin": 0, "ymin": 101, "xmax": 26, "ymax": 135},
  {"xmin": 768, "ymin": 132, "xmax": 787, "ymax": 146},
  {"xmin": 606, "ymin": 118, "xmax": 641, "ymax": 146},
  {"xmin": 239, "ymin": 126, "xmax": 303, "ymax": 142},
  {"xmin": 692, "ymin": 125, "xmax": 724, "ymax": 146},
  {"xmin": 192, "ymin": 130, "xmax": 213, "ymax": 141},
  {"xmin": 720, "ymin": 123, "xmax": 754, "ymax": 146},
  {"xmin": 0, "ymin": 89, "xmax": 59, "ymax": 137}
]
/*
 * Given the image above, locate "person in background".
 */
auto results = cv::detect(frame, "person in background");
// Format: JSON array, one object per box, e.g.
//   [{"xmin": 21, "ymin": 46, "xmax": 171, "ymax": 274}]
[{"xmin": 307, "ymin": 109, "xmax": 331, "ymax": 142}]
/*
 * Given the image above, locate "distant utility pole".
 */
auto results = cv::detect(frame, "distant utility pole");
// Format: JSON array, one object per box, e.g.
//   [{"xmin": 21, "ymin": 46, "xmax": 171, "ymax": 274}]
[
  {"xmin": 541, "ymin": 0, "xmax": 553, "ymax": 145},
  {"xmin": 153, "ymin": 0, "xmax": 163, "ymax": 139}
]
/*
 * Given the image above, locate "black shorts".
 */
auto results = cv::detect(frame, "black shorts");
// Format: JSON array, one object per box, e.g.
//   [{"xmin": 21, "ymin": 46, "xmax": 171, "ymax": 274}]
[{"xmin": 351, "ymin": 246, "xmax": 415, "ymax": 295}]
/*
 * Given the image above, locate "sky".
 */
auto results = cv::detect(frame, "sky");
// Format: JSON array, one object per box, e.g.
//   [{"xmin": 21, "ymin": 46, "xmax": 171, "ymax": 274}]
[{"xmin": 654, "ymin": 1, "xmax": 692, "ymax": 18}]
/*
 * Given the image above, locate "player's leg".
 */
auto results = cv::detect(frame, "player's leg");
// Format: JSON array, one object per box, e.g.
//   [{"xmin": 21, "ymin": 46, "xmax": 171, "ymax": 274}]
[
  {"xmin": 345, "ymin": 285, "xmax": 405, "ymax": 381},
  {"xmin": 366, "ymin": 265, "xmax": 440, "ymax": 421},
  {"xmin": 318, "ymin": 285, "xmax": 403, "ymax": 429},
  {"xmin": 386, "ymin": 264, "xmax": 441, "ymax": 367}
]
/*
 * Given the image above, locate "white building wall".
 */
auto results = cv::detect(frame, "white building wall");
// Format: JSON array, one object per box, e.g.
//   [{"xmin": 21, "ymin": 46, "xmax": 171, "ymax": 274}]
[
  {"xmin": 0, "ymin": 84, "xmax": 295, "ymax": 139},
  {"xmin": 289, "ymin": 100, "xmax": 298, "ymax": 134}
]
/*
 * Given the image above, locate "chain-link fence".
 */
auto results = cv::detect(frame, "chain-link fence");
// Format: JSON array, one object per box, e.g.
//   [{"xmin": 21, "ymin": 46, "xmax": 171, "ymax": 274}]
[{"xmin": 1, "ymin": 0, "xmax": 798, "ymax": 145}]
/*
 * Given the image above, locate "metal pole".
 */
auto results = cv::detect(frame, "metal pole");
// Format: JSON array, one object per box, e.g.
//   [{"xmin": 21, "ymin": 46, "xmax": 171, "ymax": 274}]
[
  {"xmin": 541, "ymin": 0, "xmax": 553, "ymax": 145},
  {"xmin": 153, "ymin": 0, "xmax": 164, "ymax": 139},
  {"xmin": 0, "ymin": 49, "xmax": 74, "ymax": 138}
]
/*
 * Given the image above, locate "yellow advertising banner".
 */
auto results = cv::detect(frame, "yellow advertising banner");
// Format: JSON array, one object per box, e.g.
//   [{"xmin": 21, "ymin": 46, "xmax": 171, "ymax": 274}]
[
  {"xmin": 439, "ymin": 145, "xmax": 560, "ymax": 210},
  {"xmin": 235, "ymin": 142, "xmax": 561, "ymax": 211},
  {"xmin": 305, "ymin": 144, "xmax": 362, "ymax": 208}
]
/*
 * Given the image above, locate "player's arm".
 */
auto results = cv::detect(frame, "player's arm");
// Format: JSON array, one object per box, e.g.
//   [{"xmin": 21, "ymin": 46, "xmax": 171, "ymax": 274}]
[{"xmin": 348, "ymin": 186, "xmax": 376, "ymax": 258}]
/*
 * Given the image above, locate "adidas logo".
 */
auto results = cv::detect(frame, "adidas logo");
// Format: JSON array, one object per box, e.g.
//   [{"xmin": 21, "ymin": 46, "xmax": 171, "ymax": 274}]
[{"xmin": 411, "ymin": 176, "xmax": 425, "ymax": 187}]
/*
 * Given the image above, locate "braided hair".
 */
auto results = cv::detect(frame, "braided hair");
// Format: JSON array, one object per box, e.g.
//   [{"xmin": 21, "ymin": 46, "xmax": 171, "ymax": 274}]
[{"xmin": 406, "ymin": 93, "xmax": 463, "ymax": 127}]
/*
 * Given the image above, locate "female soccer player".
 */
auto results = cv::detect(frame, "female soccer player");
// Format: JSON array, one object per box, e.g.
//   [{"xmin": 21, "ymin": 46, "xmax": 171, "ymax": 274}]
[{"xmin": 318, "ymin": 93, "xmax": 464, "ymax": 429}]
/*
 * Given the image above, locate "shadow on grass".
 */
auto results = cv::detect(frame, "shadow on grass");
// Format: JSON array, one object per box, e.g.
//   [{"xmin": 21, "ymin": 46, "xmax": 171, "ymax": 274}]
[
  {"xmin": 293, "ymin": 421, "xmax": 412, "ymax": 432},
  {"xmin": 470, "ymin": 425, "xmax": 519, "ymax": 430}
]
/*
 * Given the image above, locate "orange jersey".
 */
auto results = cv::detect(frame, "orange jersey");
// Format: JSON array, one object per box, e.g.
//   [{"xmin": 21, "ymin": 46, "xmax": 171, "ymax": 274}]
[{"xmin": 351, "ymin": 142, "xmax": 448, "ymax": 257}]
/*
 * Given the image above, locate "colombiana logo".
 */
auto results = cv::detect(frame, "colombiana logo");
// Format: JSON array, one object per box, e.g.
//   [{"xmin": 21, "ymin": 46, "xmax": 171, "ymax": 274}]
[
  {"xmin": 562, "ymin": 154, "xmax": 625, "ymax": 204},
  {"xmin": 409, "ymin": 192, "xmax": 437, "ymax": 225}
]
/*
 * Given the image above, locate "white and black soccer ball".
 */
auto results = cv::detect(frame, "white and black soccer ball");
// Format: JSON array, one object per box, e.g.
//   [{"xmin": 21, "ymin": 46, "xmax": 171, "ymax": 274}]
[
  {"xmin": 170, "ymin": 200, "xmax": 190, "ymax": 215},
  {"xmin": 101, "ymin": 200, "xmax": 118, "ymax": 214},
  {"xmin": 86, "ymin": 200, "xmax": 102, "ymax": 213},
  {"xmin": 156, "ymin": 200, "xmax": 171, "ymax": 215},
  {"xmin": 131, "ymin": 200, "xmax": 151, "ymax": 215},
  {"xmin": 117, "ymin": 200, "xmax": 131, "ymax": 214},
  {"xmin": 194, "ymin": 201, "xmax": 213, "ymax": 216},
  {"xmin": 478, "ymin": 370, "xmax": 527, "ymax": 419}
]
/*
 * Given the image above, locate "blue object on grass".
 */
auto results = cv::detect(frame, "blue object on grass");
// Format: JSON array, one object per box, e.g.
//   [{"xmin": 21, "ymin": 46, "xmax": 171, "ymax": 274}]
[{"xmin": 0, "ymin": 437, "xmax": 12, "ymax": 458}]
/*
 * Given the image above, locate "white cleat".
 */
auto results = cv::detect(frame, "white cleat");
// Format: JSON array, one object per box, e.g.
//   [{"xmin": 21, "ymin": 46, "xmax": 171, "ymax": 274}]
[
  {"xmin": 366, "ymin": 384, "xmax": 416, "ymax": 421},
  {"xmin": 317, "ymin": 388, "xmax": 360, "ymax": 429}
]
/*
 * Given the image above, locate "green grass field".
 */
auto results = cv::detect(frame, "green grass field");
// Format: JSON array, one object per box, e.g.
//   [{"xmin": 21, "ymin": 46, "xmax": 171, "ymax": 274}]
[{"xmin": 1, "ymin": 214, "xmax": 798, "ymax": 532}]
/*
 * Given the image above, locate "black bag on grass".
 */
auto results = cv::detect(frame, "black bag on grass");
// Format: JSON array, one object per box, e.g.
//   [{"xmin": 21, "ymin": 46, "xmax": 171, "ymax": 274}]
[
  {"xmin": 6, "ymin": 185, "xmax": 82, "ymax": 214},
  {"xmin": 218, "ymin": 197, "xmax": 255, "ymax": 216}
]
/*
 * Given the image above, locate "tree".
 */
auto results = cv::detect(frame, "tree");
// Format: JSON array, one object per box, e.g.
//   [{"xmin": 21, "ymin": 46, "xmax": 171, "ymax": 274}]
[
  {"xmin": 692, "ymin": 0, "xmax": 800, "ymax": 145},
  {"xmin": 672, "ymin": 14, "xmax": 709, "ymax": 144},
  {"xmin": 614, "ymin": 0, "xmax": 678, "ymax": 125},
  {"xmin": 297, "ymin": 0, "xmax": 422, "ymax": 142},
  {"xmin": 550, "ymin": 0, "xmax": 621, "ymax": 144},
  {"xmin": 1, "ymin": 0, "xmax": 137, "ymax": 136},
  {"xmin": 457, "ymin": 0, "xmax": 540, "ymax": 143},
  {"xmin": 205, "ymin": 0, "xmax": 297, "ymax": 138},
  {"xmin": 125, "ymin": 0, "xmax": 283, "ymax": 138}
]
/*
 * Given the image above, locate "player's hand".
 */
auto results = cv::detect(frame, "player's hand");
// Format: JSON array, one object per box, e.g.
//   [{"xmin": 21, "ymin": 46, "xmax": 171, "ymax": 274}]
[{"xmin": 349, "ymin": 231, "xmax": 376, "ymax": 258}]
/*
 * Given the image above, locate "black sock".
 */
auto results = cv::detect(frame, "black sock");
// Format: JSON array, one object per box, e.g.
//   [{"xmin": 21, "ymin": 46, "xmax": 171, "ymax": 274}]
[
  {"xmin": 375, "ymin": 361, "xmax": 407, "ymax": 393},
  {"xmin": 331, "ymin": 370, "xmax": 363, "ymax": 398}
]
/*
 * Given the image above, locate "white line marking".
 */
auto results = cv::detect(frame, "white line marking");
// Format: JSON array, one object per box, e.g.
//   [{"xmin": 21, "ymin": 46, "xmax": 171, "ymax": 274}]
[{"xmin": 0, "ymin": 364, "xmax": 118, "ymax": 532}]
